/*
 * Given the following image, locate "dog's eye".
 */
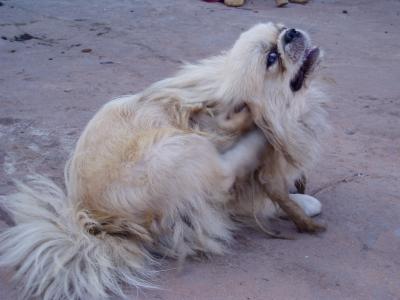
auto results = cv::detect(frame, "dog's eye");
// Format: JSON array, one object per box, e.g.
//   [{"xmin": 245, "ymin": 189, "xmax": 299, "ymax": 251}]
[{"xmin": 267, "ymin": 51, "xmax": 278, "ymax": 68}]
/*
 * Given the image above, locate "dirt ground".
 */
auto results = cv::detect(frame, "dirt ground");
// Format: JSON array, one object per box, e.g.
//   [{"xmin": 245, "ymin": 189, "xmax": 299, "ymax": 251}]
[{"xmin": 0, "ymin": 0, "xmax": 399, "ymax": 299}]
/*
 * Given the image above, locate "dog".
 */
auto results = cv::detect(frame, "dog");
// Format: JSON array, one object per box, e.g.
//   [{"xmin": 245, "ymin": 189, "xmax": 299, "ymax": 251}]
[{"xmin": 0, "ymin": 23, "xmax": 328, "ymax": 299}]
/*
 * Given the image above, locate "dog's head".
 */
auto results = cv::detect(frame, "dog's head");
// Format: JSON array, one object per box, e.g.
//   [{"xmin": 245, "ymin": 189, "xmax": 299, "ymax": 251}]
[
  {"xmin": 220, "ymin": 23, "xmax": 324, "ymax": 167},
  {"xmin": 225, "ymin": 23, "xmax": 321, "ymax": 101}
]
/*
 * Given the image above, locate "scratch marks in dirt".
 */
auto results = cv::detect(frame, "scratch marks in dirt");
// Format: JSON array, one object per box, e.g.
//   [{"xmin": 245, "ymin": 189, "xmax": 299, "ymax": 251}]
[
  {"xmin": 130, "ymin": 41, "xmax": 182, "ymax": 64},
  {"xmin": 0, "ymin": 118, "xmax": 68, "ymax": 179},
  {"xmin": 311, "ymin": 173, "xmax": 367, "ymax": 196},
  {"xmin": 3, "ymin": 154, "xmax": 16, "ymax": 175}
]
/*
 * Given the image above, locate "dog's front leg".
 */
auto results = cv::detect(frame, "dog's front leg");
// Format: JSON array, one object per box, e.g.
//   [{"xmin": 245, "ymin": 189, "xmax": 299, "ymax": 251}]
[
  {"xmin": 248, "ymin": 103, "xmax": 324, "ymax": 233},
  {"xmin": 270, "ymin": 187, "xmax": 325, "ymax": 233},
  {"xmin": 263, "ymin": 174, "xmax": 325, "ymax": 233}
]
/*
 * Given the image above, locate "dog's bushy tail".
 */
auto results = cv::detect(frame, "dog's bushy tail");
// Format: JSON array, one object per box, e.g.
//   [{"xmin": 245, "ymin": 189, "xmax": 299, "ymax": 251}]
[{"xmin": 0, "ymin": 175, "xmax": 155, "ymax": 300}]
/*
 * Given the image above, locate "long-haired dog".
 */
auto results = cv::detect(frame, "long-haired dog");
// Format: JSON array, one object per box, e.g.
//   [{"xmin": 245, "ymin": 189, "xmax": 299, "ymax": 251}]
[{"xmin": 0, "ymin": 23, "xmax": 329, "ymax": 299}]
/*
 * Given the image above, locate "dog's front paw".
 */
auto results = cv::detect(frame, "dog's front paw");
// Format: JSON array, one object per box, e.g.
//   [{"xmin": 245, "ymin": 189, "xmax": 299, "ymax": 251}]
[
  {"xmin": 218, "ymin": 103, "xmax": 253, "ymax": 132},
  {"xmin": 294, "ymin": 217, "xmax": 326, "ymax": 233}
]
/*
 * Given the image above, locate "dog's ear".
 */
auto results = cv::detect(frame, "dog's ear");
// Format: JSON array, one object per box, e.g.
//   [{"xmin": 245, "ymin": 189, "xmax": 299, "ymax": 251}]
[{"xmin": 247, "ymin": 102, "xmax": 299, "ymax": 167}]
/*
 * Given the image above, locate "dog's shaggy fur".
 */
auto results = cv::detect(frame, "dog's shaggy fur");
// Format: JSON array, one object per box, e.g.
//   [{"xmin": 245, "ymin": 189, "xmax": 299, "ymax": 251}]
[{"xmin": 0, "ymin": 23, "xmax": 329, "ymax": 299}]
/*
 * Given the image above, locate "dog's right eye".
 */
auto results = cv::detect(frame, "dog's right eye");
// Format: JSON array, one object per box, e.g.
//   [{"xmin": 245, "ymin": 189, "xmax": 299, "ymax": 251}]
[{"xmin": 267, "ymin": 51, "xmax": 278, "ymax": 68}]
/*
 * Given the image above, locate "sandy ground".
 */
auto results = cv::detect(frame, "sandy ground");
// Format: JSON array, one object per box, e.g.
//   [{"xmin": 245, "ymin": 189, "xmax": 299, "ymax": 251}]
[{"xmin": 0, "ymin": 0, "xmax": 399, "ymax": 299}]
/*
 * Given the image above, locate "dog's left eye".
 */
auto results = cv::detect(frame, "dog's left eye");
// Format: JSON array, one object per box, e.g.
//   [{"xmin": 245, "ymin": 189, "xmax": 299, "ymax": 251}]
[{"xmin": 267, "ymin": 51, "xmax": 278, "ymax": 68}]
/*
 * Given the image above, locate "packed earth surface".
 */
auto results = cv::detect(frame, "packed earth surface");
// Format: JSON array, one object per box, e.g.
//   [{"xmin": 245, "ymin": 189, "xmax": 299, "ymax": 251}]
[{"xmin": 0, "ymin": 0, "xmax": 399, "ymax": 299}]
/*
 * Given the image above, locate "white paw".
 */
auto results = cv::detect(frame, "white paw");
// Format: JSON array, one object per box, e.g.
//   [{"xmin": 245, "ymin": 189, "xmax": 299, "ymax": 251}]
[{"xmin": 289, "ymin": 194, "xmax": 322, "ymax": 217}]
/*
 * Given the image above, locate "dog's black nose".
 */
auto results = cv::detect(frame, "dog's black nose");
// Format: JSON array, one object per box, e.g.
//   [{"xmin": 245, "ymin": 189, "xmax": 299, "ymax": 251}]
[{"xmin": 284, "ymin": 28, "xmax": 301, "ymax": 44}]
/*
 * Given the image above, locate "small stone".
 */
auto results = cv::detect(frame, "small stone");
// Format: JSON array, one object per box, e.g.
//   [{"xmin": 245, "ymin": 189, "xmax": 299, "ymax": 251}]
[
  {"xmin": 81, "ymin": 48, "xmax": 92, "ymax": 53},
  {"xmin": 342, "ymin": 10, "xmax": 348, "ymax": 14}
]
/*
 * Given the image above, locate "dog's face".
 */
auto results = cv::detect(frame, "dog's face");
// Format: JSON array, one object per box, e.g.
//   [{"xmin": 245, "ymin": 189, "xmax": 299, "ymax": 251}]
[{"xmin": 226, "ymin": 23, "xmax": 321, "ymax": 101}]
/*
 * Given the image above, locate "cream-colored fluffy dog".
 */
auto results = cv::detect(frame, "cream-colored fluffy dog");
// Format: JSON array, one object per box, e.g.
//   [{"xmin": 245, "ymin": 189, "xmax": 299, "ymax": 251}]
[{"xmin": 0, "ymin": 23, "xmax": 328, "ymax": 299}]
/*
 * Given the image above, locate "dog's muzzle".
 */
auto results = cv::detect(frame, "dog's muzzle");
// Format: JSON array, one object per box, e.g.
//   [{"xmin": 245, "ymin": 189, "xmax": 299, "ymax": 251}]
[
  {"xmin": 282, "ymin": 28, "xmax": 308, "ymax": 63},
  {"xmin": 282, "ymin": 28, "xmax": 321, "ymax": 92},
  {"xmin": 284, "ymin": 28, "xmax": 302, "ymax": 45}
]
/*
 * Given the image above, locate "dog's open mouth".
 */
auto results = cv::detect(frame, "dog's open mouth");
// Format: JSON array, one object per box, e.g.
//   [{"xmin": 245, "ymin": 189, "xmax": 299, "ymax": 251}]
[{"xmin": 290, "ymin": 47, "xmax": 320, "ymax": 92}]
